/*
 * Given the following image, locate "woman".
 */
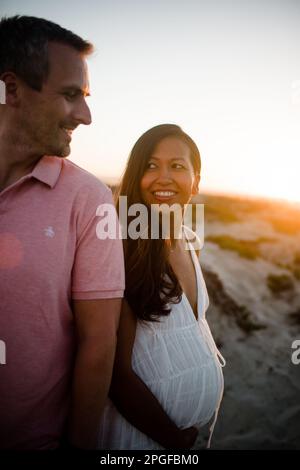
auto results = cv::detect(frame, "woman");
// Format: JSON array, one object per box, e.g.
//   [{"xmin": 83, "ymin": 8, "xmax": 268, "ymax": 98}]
[{"xmin": 98, "ymin": 124, "xmax": 225, "ymax": 450}]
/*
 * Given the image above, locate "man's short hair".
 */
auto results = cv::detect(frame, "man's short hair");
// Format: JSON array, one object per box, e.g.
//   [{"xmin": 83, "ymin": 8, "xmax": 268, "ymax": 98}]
[{"xmin": 0, "ymin": 15, "xmax": 94, "ymax": 91}]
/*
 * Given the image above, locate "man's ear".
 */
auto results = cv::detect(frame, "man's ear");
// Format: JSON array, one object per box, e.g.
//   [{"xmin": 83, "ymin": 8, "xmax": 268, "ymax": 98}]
[
  {"xmin": 0, "ymin": 72, "xmax": 21, "ymax": 107},
  {"xmin": 192, "ymin": 173, "xmax": 200, "ymax": 195}
]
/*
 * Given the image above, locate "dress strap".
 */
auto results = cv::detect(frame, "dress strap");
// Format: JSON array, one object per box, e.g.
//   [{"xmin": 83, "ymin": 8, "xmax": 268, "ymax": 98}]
[
  {"xmin": 183, "ymin": 225, "xmax": 226, "ymax": 448},
  {"xmin": 182, "ymin": 225, "xmax": 209, "ymax": 320},
  {"xmin": 198, "ymin": 318, "xmax": 226, "ymax": 448},
  {"xmin": 199, "ymin": 318, "xmax": 226, "ymax": 368},
  {"xmin": 206, "ymin": 396, "xmax": 223, "ymax": 449}
]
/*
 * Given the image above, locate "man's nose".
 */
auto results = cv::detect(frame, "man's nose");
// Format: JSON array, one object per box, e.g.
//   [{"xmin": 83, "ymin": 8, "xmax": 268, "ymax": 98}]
[{"xmin": 72, "ymin": 98, "xmax": 92, "ymax": 126}]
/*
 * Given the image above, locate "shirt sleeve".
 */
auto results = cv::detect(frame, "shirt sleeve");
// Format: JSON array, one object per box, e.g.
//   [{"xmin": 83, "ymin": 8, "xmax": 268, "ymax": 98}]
[{"xmin": 71, "ymin": 185, "xmax": 125, "ymax": 300}]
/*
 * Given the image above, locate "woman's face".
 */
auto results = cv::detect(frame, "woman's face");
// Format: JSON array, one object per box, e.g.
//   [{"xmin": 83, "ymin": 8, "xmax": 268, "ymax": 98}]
[{"xmin": 140, "ymin": 136, "xmax": 200, "ymax": 207}]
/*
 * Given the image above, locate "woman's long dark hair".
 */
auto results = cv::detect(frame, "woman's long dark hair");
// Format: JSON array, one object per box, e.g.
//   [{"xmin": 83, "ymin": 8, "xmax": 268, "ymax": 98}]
[{"xmin": 116, "ymin": 124, "xmax": 201, "ymax": 322}]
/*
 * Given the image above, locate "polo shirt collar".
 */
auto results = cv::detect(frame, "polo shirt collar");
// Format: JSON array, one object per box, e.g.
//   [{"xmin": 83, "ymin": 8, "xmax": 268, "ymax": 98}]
[{"xmin": 31, "ymin": 156, "xmax": 62, "ymax": 188}]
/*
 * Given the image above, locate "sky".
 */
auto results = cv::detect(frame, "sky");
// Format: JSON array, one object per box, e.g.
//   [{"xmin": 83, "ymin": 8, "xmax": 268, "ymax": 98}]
[{"xmin": 1, "ymin": 0, "xmax": 300, "ymax": 202}]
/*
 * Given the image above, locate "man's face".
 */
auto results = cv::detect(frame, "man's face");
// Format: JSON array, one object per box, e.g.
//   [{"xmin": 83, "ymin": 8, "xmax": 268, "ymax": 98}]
[{"xmin": 18, "ymin": 42, "xmax": 92, "ymax": 158}]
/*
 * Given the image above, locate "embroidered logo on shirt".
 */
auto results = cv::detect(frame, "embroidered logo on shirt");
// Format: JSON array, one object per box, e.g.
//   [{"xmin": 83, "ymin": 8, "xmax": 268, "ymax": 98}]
[
  {"xmin": 0, "ymin": 340, "xmax": 6, "ymax": 365},
  {"xmin": 44, "ymin": 226, "xmax": 55, "ymax": 238}
]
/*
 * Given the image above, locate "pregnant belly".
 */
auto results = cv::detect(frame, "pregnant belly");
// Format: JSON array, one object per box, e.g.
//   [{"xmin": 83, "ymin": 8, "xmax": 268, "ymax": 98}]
[{"xmin": 138, "ymin": 356, "xmax": 223, "ymax": 429}]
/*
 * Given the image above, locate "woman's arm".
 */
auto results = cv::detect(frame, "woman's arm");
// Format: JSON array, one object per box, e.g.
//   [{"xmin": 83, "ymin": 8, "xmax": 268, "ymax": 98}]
[{"xmin": 109, "ymin": 300, "xmax": 198, "ymax": 449}]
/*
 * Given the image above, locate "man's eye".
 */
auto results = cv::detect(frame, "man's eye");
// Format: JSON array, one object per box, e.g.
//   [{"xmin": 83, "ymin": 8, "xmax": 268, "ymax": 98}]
[{"xmin": 64, "ymin": 92, "xmax": 77, "ymax": 100}]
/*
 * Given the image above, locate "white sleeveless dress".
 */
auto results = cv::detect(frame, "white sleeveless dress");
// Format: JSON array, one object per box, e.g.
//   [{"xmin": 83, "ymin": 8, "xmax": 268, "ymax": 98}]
[{"xmin": 98, "ymin": 233, "xmax": 226, "ymax": 450}]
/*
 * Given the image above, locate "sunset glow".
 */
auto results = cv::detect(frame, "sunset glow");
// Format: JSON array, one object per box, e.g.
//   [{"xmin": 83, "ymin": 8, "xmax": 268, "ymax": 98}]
[{"xmin": 2, "ymin": 0, "xmax": 300, "ymax": 203}]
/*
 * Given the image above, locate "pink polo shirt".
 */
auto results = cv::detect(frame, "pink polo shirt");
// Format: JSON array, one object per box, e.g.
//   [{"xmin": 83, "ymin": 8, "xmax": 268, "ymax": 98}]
[{"xmin": 0, "ymin": 156, "xmax": 125, "ymax": 449}]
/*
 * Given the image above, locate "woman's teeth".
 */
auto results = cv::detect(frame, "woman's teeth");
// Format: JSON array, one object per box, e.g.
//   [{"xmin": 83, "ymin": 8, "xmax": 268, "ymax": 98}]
[{"xmin": 153, "ymin": 191, "xmax": 176, "ymax": 197}]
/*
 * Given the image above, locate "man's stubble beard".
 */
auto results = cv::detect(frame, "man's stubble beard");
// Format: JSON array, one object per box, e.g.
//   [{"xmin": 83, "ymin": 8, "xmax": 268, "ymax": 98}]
[{"xmin": 30, "ymin": 124, "xmax": 71, "ymax": 158}]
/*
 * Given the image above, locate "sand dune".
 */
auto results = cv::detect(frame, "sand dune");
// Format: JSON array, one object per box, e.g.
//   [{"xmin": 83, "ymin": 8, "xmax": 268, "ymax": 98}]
[{"xmin": 197, "ymin": 194, "xmax": 300, "ymax": 449}]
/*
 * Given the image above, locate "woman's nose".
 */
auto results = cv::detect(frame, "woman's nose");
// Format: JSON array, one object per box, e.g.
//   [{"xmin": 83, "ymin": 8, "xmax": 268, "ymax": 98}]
[{"xmin": 156, "ymin": 166, "xmax": 172, "ymax": 183}]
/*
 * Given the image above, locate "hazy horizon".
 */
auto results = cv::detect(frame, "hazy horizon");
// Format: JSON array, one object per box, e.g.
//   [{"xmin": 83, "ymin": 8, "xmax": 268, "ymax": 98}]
[{"xmin": 98, "ymin": 172, "xmax": 300, "ymax": 208}]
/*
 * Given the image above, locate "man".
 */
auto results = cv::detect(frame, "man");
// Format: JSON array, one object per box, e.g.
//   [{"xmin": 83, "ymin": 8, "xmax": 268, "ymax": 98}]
[{"xmin": 0, "ymin": 16, "xmax": 125, "ymax": 449}]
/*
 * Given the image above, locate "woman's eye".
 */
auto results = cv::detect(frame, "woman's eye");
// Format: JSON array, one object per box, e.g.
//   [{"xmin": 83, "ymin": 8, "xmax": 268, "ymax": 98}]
[
  {"xmin": 173, "ymin": 163, "xmax": 184, "ymax": 169},
  {"xmin": 146, "ymin": 162, "xmax": 156, "ymax": 169}
]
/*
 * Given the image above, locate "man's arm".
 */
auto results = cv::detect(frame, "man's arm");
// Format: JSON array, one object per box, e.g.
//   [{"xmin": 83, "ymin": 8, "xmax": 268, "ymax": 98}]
[{"xmin": 68, "ymin": 298, "xmax": 122, "ymax": 449}]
